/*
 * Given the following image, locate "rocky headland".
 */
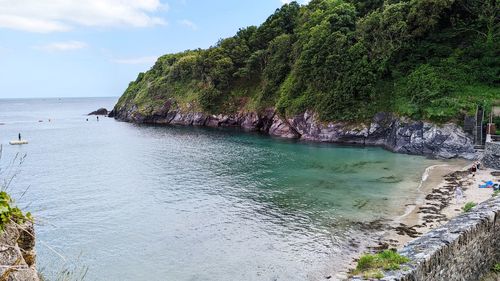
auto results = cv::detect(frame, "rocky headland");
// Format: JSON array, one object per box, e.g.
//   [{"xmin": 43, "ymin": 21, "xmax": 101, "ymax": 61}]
[
  {"xmin": 110, "ymin": 103, "xmax": 476, "ymax": 160},
  {"xmin": 88, "ymin": 108, "xmax": 109, "ymax": 116}
]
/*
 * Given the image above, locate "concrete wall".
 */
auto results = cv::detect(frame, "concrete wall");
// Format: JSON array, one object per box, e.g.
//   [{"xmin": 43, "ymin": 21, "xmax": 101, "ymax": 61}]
[
  {"xmin": 379, "ymin": 197, "xmax": 500, "ymax": 281},
  {"xmin": 483, "ymin": 141, "xmax": 500, "ymax": 170}
]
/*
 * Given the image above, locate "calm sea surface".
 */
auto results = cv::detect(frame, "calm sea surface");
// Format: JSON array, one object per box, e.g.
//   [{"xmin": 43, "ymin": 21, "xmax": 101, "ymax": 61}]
[{"xmin": 0, "ymin": 98, "xmax": 450, "ymax": 280}]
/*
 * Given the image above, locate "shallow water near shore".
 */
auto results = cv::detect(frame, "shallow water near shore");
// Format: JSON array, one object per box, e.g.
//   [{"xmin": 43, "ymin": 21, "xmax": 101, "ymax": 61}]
[{"xmin": 0, "ymin": 97, "xmax": 456, "ymax": 280}]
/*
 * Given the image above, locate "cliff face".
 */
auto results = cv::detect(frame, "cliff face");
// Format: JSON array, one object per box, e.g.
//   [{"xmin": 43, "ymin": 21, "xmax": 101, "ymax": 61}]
[
  {"xmin": 0, "ymin": 222, "xmax": 39, "ymax": 281},
  {"xmin": 111, "ymin": 102, "xmax": 476, "ymax": 159},
  {"xmin": 483, "ymin": 141, "xmax": 500, "ymax": 169},
  {"xmin": 109, "ymin": 0, "xmax": 496, "ymax": 160},
  {"xmin": 111, "ymin": 0, "xmax": 498, "ymax": 130}
]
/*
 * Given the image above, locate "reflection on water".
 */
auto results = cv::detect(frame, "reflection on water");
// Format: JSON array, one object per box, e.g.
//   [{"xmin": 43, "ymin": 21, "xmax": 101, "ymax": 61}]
[{"xmin": 0, "ymin": 98, "xmax": 451, "ymax": 280}]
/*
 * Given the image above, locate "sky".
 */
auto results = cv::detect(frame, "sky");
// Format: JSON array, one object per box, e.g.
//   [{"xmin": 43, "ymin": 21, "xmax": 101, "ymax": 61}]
[{"xmin": 0, "ymin": 0, "xmax": 308, "ymax": 99}]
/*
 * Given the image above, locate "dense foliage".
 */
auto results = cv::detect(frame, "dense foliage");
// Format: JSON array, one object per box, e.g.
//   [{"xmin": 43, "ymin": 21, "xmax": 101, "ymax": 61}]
[
  {"xmin": 0, "ymin": 191, "xmax": 32, "ymax": 230},
  {"xmin": 116, "ymin": 0, "xmax": 499, "ymax": 123}
]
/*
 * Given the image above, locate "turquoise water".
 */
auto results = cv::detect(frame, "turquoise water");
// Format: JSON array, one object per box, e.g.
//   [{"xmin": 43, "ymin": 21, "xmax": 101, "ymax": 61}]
[{"xmin": 0, "ymin": 98, "xmax": 449, "ymax": 280}]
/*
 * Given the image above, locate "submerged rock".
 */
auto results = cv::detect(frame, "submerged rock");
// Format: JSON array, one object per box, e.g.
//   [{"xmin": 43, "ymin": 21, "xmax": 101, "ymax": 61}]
[{"xmin": 374, "ymin": 176, "xmax": 403, "ymax": 184}]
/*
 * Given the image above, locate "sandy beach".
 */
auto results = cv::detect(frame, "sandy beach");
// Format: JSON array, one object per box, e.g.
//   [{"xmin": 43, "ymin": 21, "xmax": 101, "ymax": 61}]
[
  {"xmin": 388, "ymin": 161, "xmax": 499, "ymax": 248},
  {"xmin": 342, "ymin": 160, "xmax": 500, "ymax": 280}
]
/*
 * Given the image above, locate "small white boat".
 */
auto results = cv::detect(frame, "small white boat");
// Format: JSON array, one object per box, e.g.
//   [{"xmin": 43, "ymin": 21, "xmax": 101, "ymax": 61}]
[{"xmin": 9, "ymin": 140, "xmax": 28, "ymax": 145}]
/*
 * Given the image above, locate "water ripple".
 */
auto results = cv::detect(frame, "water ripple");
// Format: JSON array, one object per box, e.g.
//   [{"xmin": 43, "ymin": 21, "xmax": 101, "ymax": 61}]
[{"xmin": 0, "ymin": 98, "xmax": 453, "ymax": 281}]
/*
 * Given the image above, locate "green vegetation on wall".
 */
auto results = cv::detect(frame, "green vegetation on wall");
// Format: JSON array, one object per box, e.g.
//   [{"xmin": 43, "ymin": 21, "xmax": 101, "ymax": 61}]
[
  {"xmin": 0, "ymin": 191, "xmax": 32, "ymax": 230},
  {"xmin": 352, "ymin": 249, "xmax": 410, "ymax": 279},
  {"xmin": 116, "ymin": 0, "xmax": 499, "ymax": 123},
  {"xmin": 462, "ymin": 201, "xmax": 477, "ymax": 212}
]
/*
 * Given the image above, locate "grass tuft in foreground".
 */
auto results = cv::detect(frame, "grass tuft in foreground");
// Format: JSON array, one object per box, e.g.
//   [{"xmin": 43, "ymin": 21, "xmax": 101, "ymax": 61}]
[
  {"xmin": 462, "ymin": 202, "xmax": 477, "ymax": 213},
  {"xmin": 353, "ymin": 249, "xmax": 410, "ymax": 279},
  {"xmin": 0, "ymin": 146, "xmax": 32, "ymax": 231}
]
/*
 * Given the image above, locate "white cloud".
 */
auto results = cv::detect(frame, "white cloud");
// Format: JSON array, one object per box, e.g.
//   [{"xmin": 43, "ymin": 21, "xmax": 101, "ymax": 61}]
[
  {"xmin": 178, "ymin": 19, "xmax": 197, "ymax": 30},
  {"xmin": 0, "ymin": 15, "xmax": 69, "ymax": 33},
  {"xmin": 34, "ymin": 41, "xmax": 88, "ymax": 51},
  {"xmin": 111, "ymin": 56, "xmax": 158, "ymax": 65},
  {"xmin": 0, "ymin": 0, "xmax": 168, "ymax": 33}
]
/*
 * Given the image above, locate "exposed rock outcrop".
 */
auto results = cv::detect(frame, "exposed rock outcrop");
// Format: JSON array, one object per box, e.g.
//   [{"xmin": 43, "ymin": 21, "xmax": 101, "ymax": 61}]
[
  {"xmin": 113, "ymin": 103, "xmax": 476, "ymax": 159},
  {"xmin": 107, "ymin": 109, "xmax": 116, "ymax": 118},
  {"xmin": 483, "ymin": 141, "xmax": 500, "ymax": 169},
  {"xmin": 269, "ymin": 115, "xmax": 300, "ymax": 139},
  {"xmin": 88, "ymin": 108, "xmax": 109, "ymax": 116},
  {"xmin": 0, "ymin": 222, "xmax": 39, "ymax": 281}
]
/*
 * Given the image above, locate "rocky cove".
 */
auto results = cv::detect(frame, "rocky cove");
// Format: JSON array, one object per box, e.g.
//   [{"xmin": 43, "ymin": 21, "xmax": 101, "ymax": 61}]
[
  {"xmin": 2, "ymin": 97, "xmax": 496, "ymax": 281},
  {"xmin": 108, "ymin": 101, "xmax": 500, "ymax": 280},
  {"xmin": 110, "ymin": 103, "xmax": 476, "ymax": 160}
]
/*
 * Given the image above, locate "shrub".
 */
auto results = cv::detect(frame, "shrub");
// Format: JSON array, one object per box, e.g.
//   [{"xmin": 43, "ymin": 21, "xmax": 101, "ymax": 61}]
[
  {"xmin": 0, "ymin": 191, "xmax": 32, "ymax": 230},
  {"xmin": 357, "ymin": 254, "xmax": 377, "ymax": 271},
  {"xmin": 462, "ymin": 202, "xmax": 477, "ymax": 213},
  {"xmin": 353, "ymin": 249, "xmax": 410, "ymax": 278},
  {"xmin": 493, "ymin": 263, "xmax": 500, "ymax": 273}
]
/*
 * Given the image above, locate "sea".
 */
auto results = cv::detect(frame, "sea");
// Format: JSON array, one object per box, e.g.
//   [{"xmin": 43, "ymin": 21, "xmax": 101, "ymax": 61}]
[{"xmin": 0, "ymin": 97, "xmax": 453, "ymax": 280}]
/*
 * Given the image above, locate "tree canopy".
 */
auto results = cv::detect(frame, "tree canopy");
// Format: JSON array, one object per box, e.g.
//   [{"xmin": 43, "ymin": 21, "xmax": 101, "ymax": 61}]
[{"xmin": 116, "ymin": 0, "xmax": 499, "ymax": 123}]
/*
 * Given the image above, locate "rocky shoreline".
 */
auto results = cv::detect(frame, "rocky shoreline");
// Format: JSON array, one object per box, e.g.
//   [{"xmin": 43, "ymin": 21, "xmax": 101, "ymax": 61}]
[
  {"xmin": 388, "ymin": 164, "xmax": 497, "ymax": 246},
  {"xmin": 110, "ymin": 104, "xmax": 476, "ymax": 160}
]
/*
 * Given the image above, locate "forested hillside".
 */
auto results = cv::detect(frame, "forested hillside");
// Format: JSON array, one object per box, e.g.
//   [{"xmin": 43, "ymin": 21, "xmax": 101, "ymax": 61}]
[{"xmin": 115, "ymin": 0, "xmax": 499, "ymax": 123}]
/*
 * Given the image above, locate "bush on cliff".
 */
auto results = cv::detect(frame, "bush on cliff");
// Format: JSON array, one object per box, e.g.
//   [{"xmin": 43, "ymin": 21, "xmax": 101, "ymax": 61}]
[
  {"xmin": 115, "ymin": 0, "xmax": 500, "ymax": 123},
  {"xmin": 0, "ymin": 191, "xmax": 32, "ymax": 230}
]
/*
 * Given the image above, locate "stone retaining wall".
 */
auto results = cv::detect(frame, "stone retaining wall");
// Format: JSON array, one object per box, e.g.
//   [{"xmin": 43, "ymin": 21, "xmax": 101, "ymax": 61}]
[
  {"xmin": 0, "ymin": 222, "xmax": 39, "ymax": 281},
  {"xmin": 365, "ymin": 197, "xmax": 500, "ymax": 281}
]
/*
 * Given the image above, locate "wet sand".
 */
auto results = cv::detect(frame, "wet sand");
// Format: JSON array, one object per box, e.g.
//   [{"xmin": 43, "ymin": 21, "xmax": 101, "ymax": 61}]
[
  {"xmin": 345, "ymin": 162, "xmax": 499, "ymax": 280},
  {"xmin": 389, "ymin": 162, "xmax": 498, "ymax": 248}
]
